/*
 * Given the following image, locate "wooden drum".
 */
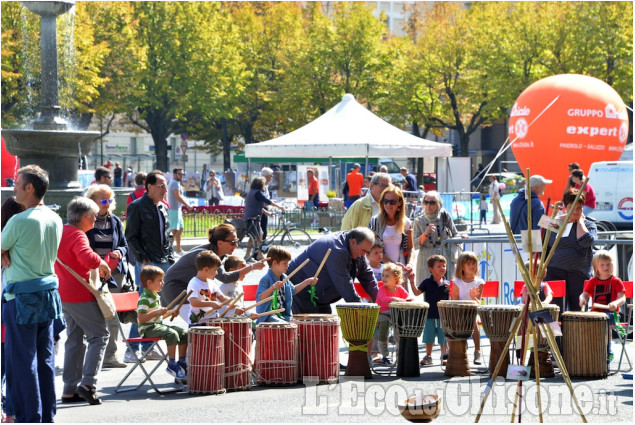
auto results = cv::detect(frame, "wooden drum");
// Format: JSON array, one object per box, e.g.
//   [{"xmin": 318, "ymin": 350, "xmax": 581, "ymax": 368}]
[
  {"xmin": 336, "ymin": 303, "xmax": 380, "ymax": 379},
  {"xmin": 438, "ymin": 300, "xmax": 479, "ymax": 377},
  {"xmin": 526, "ymin": 304, "xmax": 560, "ymax": 378},
  {"xmin": 390, "ymin": 302, "xmax": 429, "ymax": 377},
  {"xmin": 478, "ymin": 305, "xmax": 522, "ymax": 376},
  {"xmin": 207, "ymin": 318, "xmax": 252, "ymax": 391},
  {"xmin": 187, "ymin": 326, "xmax": 225, "ymax": 394},
  {"xmin": 562, "ymin": 312, "xmax": 609, "ymax": 379},
  {"xmin": 255, "ymin": 322, "xmax": 298, "ymax": 385},
  {"xmin": 292, "ymin": 314, "xmax": 340, "ymax": 384}
]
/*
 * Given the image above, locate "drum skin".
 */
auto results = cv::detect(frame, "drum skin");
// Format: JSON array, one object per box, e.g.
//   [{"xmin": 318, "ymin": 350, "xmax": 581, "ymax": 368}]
[{"xmin": 390, "ymin": 302, "xmax": 429, "ymax": 378}]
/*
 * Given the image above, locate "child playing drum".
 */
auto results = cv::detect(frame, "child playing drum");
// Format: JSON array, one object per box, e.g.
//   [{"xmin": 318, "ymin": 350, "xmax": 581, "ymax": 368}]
[
  {"xmin": 374, "ymin": 263, "xmax": 413, "ymax": 365},
  {"xmin": 220, "ymin": 256, "xmax": 258, "ymax": 320},
  {"xmin": 579, "ymin": 250, "xmax": 626, "ymax": 363},
  {"xmin": 256, "ymin": 246, "xmax": 317, "ymax": 324},
  {"xmin": 450, "ymin": 251, "xmax": 484, "ymax": 365},
  {"xmin": 186, "ymin": 251, "xmax": 245, "ymax": 326},
  {"xmin": 410, "ymin": 254, "xmax": 450, "ymax": 366},
  {"xmin": 137, "ymin": 266, "xmax": 188, "ymax": 379}
]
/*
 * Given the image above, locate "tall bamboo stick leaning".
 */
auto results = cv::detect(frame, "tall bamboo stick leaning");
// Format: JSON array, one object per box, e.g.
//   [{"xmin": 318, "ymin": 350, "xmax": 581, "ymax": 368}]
[{"xmin": 475, "ymin": 172, "xmax": 588, "ymax": 423}]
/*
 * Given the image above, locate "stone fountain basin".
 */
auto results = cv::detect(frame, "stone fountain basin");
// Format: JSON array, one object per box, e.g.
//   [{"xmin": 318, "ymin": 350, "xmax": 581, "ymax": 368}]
[{"xmin": 2, "ymin": 128, "xmax": 98, "ymax": 157}]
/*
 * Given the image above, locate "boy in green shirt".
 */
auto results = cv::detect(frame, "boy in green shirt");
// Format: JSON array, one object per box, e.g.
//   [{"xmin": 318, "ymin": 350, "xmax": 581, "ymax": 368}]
[{"xmin": 137, "ymin": 266, "xmax": 188, "ymax": 379}]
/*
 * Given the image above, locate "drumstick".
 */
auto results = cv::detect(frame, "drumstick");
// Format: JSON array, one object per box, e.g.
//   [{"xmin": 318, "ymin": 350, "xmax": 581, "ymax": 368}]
[
  {"xmin": 219, "ymin": 292, "xmax": 244, "ymax": 318},
  {"xmin": 253, "ymin": 308, "xmax": 285, "ymax": 319},
  {"xmin": 169, "ymin": 289, "xmax": 193, "ymax": 321},
  {"xmin": 281, "ymin": 258, "xmax": 310, "ymax": 285},
  {"xmin": 243, "ymin": 295, "xmax": 274, "ymax": 312},
  {"xmin": 313, "ymin": 249, "xmax": 331, "ymax": 279},
  {"xmin": 592, "ymin": 303, "xmax": 611, "ymax": 310},
  {"xmin": 161, "ymin": 290, "xmax": 187, "ymax": 318}
]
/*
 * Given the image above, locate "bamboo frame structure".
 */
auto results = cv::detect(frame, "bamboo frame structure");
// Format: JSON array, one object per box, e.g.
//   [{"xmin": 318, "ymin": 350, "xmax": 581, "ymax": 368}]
[{"xmin": 475, "ymin": 170, "xmax": 589, "ymax": 423}]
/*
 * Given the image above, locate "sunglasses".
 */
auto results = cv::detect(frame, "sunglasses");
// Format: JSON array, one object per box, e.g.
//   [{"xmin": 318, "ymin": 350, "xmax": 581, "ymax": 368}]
[
  {"xmin": 224, "ymin": 239, "xmax": 239, "ymax": 246},
  {"xmin": 99, "ymin": 199, "xmax": 114, "ymax": 205},
  {"xmin": 423, "ymin": 200, "xmax": 437, "ymax": 205},
  {"xmin": 155, "ymin": 184, "xmax": 168, "ymax": 189},
  {"xmin": 382, "ymin": 199, "xmax": 400, "ymax": 205}
]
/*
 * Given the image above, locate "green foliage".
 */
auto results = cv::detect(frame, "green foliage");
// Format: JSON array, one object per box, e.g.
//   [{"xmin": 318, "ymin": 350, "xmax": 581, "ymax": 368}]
[{"xmin": 2, "ymin": 1, "xmax": 632, "ymax": 162}]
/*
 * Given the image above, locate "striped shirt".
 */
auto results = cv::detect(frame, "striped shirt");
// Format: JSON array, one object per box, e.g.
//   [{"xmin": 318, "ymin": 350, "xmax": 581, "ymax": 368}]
[
  {"xmin": 137, "ymin": 289, "xmax": 162, "ymax": 336},
  {"xmin": 92, "ymin": 214, "xmax": 114, "ymax": 258}
]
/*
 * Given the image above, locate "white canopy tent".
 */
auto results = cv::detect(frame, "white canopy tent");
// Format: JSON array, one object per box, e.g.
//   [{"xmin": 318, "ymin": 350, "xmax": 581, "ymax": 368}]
[{"xmin": 244, "ymin": 93, "xmax": 453, "ymax": 159}]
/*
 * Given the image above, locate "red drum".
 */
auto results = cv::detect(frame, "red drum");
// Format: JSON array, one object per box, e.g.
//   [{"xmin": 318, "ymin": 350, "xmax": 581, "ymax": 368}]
[
  {"xmin": 187, "ymin": 326, "xmax": 224, "ymax": 394},
  {"xmin": 255, "ymin": 322, "xmax": 298, "ymax": 385},
  {"xmin": 207, "ymin": 318, "xmax": 253, "ymax": 390},
  {"xmin": 292, "ymin": 314, "xmax": 340, "ymax": 384}
]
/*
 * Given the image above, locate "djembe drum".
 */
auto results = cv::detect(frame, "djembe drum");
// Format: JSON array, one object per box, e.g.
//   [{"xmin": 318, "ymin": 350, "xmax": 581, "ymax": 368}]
[
  {"xmin": 292, "ymin": 314, "xmax": 340, "ymax": 384},
  {"xmin": 207, "ymin": 318, "xmax": 252, "ymax": 390},
  {"xmin": 336, "ymin": 303, "xmax": 380, "ymax": 379},
  {"xmin": 255, "ymin": 322, "xmax": 298, "ymax": 385},
  {"xmin": 478, "ymin": 305, "xmax": 522, "ymax": 376},
  {"xmin": 525, "ymin": 304, "xmax": 560, "ymax": 378},
  {"xmin": 562, "ymin": 312, "xmax": 609, "ymax": 379},
  {"xmin": 390, "ymin": 302, "xmax": 429, "ymax": 377},
  {"xmin": 438, "ymin": 300, "xmax": 479, "ymax": 376},
  {"xmin": 187, "ymin": 326, "xmax": 225, "ymax": 394}
]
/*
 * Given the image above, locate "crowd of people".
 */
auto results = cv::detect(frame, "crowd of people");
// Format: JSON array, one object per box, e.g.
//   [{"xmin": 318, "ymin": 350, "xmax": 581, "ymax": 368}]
[{"xmin": 0, "ymin": 158, "xmax": 627, "ymax": 422}]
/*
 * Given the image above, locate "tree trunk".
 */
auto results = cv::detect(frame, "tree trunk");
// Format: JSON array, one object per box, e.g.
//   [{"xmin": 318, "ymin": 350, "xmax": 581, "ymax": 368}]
[
  {"xmin": 222, "ymin": 118, "xmax": 230, "ymax": 172},
  {"xmin": 152, "ymin": 135, "xmax": 169, "ymax": 171}
]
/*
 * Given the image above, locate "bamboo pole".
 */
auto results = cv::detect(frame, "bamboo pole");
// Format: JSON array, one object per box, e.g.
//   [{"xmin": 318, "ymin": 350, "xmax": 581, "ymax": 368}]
[{"xmin": 532, "ymin": 325, "xmax": 544, "ymax": 423}]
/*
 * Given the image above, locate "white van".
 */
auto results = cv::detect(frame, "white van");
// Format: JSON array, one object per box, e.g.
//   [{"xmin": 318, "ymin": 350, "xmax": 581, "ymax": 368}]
[{"xmin": 587, "ymin": 160, "xmax": 633, "ymax": 228}]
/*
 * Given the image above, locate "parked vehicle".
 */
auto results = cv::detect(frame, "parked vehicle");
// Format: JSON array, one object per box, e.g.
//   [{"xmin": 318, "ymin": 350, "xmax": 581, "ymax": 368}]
[{"xmin": 587, "ymin": 160, "xmax": 633, "ymax": 229}]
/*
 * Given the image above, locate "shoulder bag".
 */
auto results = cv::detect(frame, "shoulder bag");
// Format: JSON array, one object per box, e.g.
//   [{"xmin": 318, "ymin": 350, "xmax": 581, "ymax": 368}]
[{"xmin": 56, "ymin": 258, "xmax": 116, "ymax": 320}]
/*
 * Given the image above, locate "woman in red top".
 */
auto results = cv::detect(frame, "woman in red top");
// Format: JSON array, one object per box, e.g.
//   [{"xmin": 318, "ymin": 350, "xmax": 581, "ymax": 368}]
[{"xmin": 55, "ymin": 197, "xmax": 111, "ymax": 405}]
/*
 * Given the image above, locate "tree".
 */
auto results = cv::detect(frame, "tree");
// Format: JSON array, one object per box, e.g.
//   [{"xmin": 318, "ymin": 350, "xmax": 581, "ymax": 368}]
[{"xmin": 1, "ymin": 1, "xmax": 40, "ymax": 128}]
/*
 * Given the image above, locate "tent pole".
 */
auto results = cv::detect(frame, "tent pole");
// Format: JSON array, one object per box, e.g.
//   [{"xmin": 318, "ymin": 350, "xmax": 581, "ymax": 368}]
[
  {"xmin": 365, "ymin": 145, "xmax": 369, "ymax": 177},
  {"xmin": 329, "ymin": 156, "xmax": 333, "ymax": 192}
]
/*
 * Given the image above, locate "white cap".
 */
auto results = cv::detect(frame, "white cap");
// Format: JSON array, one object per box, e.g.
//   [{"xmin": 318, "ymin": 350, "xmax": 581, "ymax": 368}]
[{"xmin": 530, "ymin": 175, "xmax": 552, "ymax": 187}]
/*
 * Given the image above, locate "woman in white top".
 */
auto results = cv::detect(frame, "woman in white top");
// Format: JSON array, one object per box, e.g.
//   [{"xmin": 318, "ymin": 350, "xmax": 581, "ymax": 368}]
[
  {"xmin": 204, "ymin": 170, "xmax": 224, "ymax": 206},
  {"xmin": 369, "ymin": 185, "xmax": 414, "ymax": 284}
]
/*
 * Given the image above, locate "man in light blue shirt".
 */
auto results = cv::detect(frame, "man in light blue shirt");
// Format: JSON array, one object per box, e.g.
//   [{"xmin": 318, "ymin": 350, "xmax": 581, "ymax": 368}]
[{"xmin": 1, "ymin": 165, "xmax": 63, "ymax": 423}]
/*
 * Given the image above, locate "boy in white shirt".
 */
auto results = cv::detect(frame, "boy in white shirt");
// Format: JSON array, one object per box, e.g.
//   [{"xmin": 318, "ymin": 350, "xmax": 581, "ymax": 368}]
[{"xmin": 187, "ymin": 250, "xmax": 244, "ymax": 326}]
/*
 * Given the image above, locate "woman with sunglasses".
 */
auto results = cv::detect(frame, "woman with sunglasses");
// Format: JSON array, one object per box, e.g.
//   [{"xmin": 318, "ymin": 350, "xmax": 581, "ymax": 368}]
[
  {"xmin": 369, "ymin": 185, "xmax": 414, "ymax": 283},
  {"xmin": 161, "ymin": 223, "xmax": 268, "ymax": 321},
  {"xmin": 413, "ymin": 191, "xmax": 462, "ymax": 283},
  {"xmin": 84, "ymin": 184, "xmax": 130, "ymax": 368}
]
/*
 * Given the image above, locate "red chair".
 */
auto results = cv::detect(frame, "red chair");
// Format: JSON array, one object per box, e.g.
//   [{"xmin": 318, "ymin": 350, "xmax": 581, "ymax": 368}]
[
  {"xmin": 354, "ymin": 281, "xmax": 382, "ymax": 301},
  {"xmin": 546, "ymin": 280, "xmax": 566, "ymax": 303},
  {"xmin": 481, "ymin": 281, "xmax": 500, "ymax": 299},
  {"xmin": 112, "ymin": 292, "xmax": 181, "ymax": 394},
  {"xmin": 243, "ymin": 285, "xmax": 258, "ymax": 302},
  {"xmin": 514, "ymin": 280, "xmax": 525, "ymax": 300}
]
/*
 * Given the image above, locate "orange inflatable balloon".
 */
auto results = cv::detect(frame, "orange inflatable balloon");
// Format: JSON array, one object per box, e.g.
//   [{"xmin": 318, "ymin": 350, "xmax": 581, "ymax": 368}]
[{"xmin": 509, "ymin": 74, "xmax": 629, "ymax": 206}]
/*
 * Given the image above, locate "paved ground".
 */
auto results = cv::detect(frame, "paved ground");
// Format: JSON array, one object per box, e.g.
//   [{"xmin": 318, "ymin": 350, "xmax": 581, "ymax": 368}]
[{"xmin": 52, "ymin": 227, "xmax": 634, "ymax": 423}]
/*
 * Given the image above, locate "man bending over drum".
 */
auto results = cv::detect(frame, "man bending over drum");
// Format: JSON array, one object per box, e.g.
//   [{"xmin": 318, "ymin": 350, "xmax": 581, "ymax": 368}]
[{"xmin": 290, "ymin": 227, "xmax": 379, "ymax": 314}]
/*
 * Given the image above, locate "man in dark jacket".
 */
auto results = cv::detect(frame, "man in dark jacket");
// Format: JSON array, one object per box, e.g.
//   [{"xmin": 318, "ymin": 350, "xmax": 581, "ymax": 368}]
[
  {"xmin": 289, "ymin": 227, "xmax": 378, "ymax": 314},
  {"xmin": 124, "ymin": 169, "xmax": 174, "ymax": 360},
  {"xmin": 510, "ymin": 175, "xmax": 552, "ymax": 234}
]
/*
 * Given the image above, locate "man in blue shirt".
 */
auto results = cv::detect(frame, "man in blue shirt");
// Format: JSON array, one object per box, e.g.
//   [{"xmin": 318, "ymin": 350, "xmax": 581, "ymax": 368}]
[
  {"xmin": 510, "ymin": 175, "xmax": 552, "ymax": 234},
  {"xmin": 1, "ymin": 165, "xmax": 63, "ymax": 422},
  {"xmin": 289, "ymin": 227, "xmax": 378, "ymax": 314}
]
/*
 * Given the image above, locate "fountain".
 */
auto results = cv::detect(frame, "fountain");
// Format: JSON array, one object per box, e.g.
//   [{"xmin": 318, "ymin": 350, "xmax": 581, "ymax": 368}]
[{"xmin": 2, "ymin": 1, "xmax": 99, "ymax": 191}]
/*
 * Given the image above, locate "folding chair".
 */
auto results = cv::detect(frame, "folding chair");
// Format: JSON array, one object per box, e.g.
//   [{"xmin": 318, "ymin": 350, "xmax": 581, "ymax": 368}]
[
  {"xmin": 481, "ymin": 281, "xmax": 500, "ymax": 301},
  {"xmin": 615, "ymin": 281, "xmax": 633, "ymax": 372},
  {"xmin": 112, "ymin": 292, "xmax": 182, "ymax": 394},
  {"xmin": 546, "ymin": 280, "xmax": 566, "ymax": 314}
]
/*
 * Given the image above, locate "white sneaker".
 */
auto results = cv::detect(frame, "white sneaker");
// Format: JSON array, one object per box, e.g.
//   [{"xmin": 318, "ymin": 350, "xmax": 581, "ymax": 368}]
[
  {"xmin": 123, "ymin": 349, "xmax": 145, "ymax": 364},
  {"xmin": 474, "ymin": 350, "xmax": 482, "ymax": 365},
  {"xmin": 143, "ymin": 347, "xmax": 165, "ymax": 361}
]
